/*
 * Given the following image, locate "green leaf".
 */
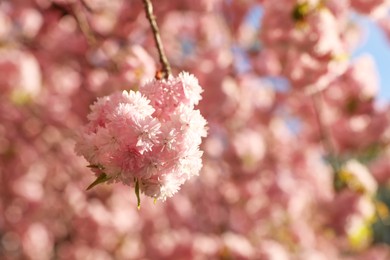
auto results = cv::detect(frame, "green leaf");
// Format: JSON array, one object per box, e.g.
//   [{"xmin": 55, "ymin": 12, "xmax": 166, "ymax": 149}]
[
  {"xmin": 135, "ymin": 178, "xmax": 141, "ymax": 210},
  {"xmin": 291, "ymin": 2, "xmax": 310, "ymax": 22},
  {"xmin": 86, "ymin": 173, "xmax": 111, "ymax": 190},
  {"xmin": 87, "ymin": 164, "xmax": 104, "ymax": 170}
]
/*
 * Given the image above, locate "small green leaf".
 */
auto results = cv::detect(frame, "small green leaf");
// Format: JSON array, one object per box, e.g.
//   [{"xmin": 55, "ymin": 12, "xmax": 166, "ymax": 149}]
[
  {"xmin": 87, "ymin": 164, "xmax": 104, "ymax": 170},
  {"xmin": 86, "ymin": 173, "xmax": 111, "ymax": 190},
  {"xmin": 292, "ymin": 2, "xmax": 310, "ymax": 22},
  {"xmin": 135, "ymin": 178, "xmax": 141, "ymax": 210}
]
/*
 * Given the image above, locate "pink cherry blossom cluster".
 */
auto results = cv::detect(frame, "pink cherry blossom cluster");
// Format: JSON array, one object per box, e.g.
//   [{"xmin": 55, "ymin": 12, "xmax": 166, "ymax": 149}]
[{"xmin": 75, "ymin": 72, "xmax": 207, "ymax": 201}]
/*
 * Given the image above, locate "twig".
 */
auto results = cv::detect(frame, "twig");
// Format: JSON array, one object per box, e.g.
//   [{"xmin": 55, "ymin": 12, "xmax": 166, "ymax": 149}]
[
  {"xmin": 73, "ymin": 3, "xmax": 97, "ymax": 46},
  {"xmin": 311, "ymin": 91, "xmax": 341, "ymax": 173},
  {"xmin": 142, "ymin": 0, "xmax": 172, "ymax": 79}
]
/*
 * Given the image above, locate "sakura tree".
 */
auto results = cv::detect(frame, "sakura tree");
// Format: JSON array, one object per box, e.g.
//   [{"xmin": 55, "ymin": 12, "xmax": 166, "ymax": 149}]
[{"xmin": 2, "ymin": 0, "xmax": 390, "ymax": 259}]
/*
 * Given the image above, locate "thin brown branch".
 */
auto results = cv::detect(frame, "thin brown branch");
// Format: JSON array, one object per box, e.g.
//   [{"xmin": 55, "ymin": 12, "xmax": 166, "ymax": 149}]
[
  {"xmin": 80, "ymin": 0, "xmax": 94, "ymax": 13},
  {"xmin": 311, "ymin": 91, "xmax": 341, "ymax": 172},
  {"xmin": 73, "ymin": 3, "xmax": 97, "ymax": 46},
  {"xmin": 142, "ymin": 0, "xmax": 172, "ymax": 79}
]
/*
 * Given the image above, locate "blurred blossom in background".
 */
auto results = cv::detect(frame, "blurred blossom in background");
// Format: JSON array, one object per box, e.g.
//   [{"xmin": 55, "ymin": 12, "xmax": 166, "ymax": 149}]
[{"xmin": 2, "ymin": 0, "xmax": 390, "ymax": 259}]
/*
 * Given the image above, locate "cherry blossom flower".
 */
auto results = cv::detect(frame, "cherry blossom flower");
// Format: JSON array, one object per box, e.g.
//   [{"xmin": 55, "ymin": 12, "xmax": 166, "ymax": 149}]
[{"xmin": 75, "ymin": 72, "xmax": 207, "ymax": 204}]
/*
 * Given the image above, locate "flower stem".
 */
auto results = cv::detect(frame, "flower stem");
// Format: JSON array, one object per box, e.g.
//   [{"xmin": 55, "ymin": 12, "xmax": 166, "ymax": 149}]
[{"xmin": 142, "ymin": 0, "xmax": 172, "ymax": 79}]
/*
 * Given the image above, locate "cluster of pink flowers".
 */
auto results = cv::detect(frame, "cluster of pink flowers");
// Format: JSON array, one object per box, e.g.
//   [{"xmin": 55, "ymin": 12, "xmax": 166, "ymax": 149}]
[{"xmin": 75, "ymin": 72, "xmax": 207, "ymax": 201}]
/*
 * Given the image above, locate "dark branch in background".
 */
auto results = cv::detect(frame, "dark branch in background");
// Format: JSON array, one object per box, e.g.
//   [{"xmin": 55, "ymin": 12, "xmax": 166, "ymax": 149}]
[
  {"xmin": 73, "ymin": 3, "xmax": 97, "ymax": 46},
  {"xmin": 142, "ymin": 0, "xmax": 172, "ymax": 79},
  {"xmin": 311, "ymin": 91, "xmax": 341, "ymax": 174}
]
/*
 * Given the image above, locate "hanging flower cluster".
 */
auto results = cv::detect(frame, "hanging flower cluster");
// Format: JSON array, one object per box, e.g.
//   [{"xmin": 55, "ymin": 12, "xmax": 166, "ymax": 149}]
[{"xmin": 75, "ymin": 72, "xmax": 207, "ymax": 205}]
